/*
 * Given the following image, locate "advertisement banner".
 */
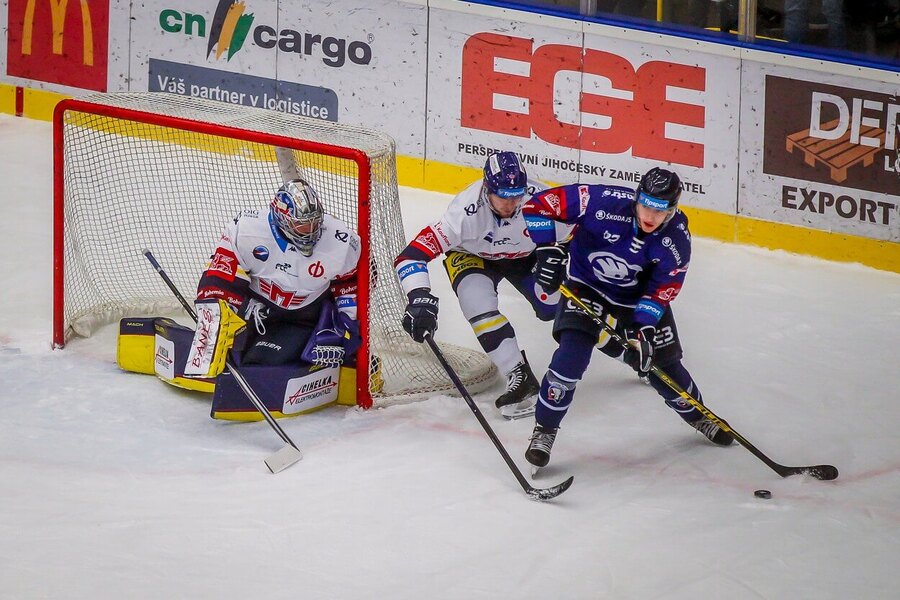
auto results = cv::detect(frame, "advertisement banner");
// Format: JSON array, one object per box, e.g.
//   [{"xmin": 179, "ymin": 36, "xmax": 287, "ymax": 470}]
[
  {"xmin": 129, "ymin": 0, "xmax": 427, "ymax": 154},
  {"xmin": 741, "ymin": 63, "xmax": 899, "ymax": 242},
  {"xmin": 6, "ymin": 0, "xmax": 110, "ymax": 91},
  {"xmin": 426, "ymin": 7, "xmax": 740, "ymax": 214}
]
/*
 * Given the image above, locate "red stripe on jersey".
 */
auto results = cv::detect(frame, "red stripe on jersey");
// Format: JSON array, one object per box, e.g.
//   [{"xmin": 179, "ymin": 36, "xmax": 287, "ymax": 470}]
[{"xmin": 259, "ymin": 279, "xmax": 308, "ymax": 308}]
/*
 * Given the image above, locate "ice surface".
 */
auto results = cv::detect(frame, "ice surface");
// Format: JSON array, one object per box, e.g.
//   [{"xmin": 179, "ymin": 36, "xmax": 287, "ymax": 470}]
[{"xmin": 1, "ymin": 115, "xmax": 898, "ymax": 599}]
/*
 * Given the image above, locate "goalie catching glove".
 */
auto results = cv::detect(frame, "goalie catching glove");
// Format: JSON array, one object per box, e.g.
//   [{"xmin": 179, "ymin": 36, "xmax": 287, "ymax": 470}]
[
  {"xmin": 533, "ymin": 245, "xmax": 568, "ymax": 293},
  {"xmin": 402, "ymin": 288, "xmax": 439, "ymax": 342},
  {"xmin": 184, "ymin": 299, "xmax": 246, "ymax": 378},
  {"xmin": 300, "ymin": 304, "xmax": 361, "ymax": 368}
]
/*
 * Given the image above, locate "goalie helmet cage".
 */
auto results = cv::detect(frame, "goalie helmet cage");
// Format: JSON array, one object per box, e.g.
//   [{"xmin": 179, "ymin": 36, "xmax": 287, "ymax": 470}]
[{"xmin": 52, "ymin": 92, "xmax": 497, "ymax": 408}]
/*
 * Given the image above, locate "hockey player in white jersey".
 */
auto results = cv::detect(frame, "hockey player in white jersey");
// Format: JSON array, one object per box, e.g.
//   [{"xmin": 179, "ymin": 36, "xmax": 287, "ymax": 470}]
[
  {"xmin": 185, "ymin": 178, "xmax": 361, "ymax": 379},
  {"xmin": 394, "ymin": 152, "xmax": 564, "ymax": 419}
]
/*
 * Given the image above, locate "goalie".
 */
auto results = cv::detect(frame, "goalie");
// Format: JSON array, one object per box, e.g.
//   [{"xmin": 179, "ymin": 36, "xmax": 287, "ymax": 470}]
[{"xmin": 184, "ymin": 178, "xmax": 362, "ymax": 397}]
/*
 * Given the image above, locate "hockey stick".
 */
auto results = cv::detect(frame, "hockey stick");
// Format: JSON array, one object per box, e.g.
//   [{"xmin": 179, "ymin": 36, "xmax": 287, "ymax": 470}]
[
  {"xmin": 423, "ymin": 333, "xmax": 574, "ymax": 501},
  {"xmin": 142, "ymin": 249, "xmax": 303, "ymax": 473},
  {"xmin": 559, "ymin": 284, "xmax": 838, "ymax": 481}
]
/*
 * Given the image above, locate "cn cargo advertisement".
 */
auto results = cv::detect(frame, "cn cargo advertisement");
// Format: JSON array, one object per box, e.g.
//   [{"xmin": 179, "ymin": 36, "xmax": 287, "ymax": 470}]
[{"xmin": 127, "ymin": 0, "xmax": 428, "ymax": 155}]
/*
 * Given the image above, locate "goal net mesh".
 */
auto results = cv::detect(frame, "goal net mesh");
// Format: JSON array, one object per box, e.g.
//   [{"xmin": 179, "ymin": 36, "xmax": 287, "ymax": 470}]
[{"xmin": 56, "ymin": 92, "xmax": 497, "ymax": 405}]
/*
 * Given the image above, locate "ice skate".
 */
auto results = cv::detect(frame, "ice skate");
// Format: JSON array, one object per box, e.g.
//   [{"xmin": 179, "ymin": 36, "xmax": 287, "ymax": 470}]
[
  {"xmin": 525, "ymin": 423, "xmax": 558, "ymax": 470},
  {"xmin": 495, "ymin": 357, "xmax": 539, "ymax": 420},
  {"xmin": 688, "ymin": 416, "xmax": 734, "ymax": 446}
]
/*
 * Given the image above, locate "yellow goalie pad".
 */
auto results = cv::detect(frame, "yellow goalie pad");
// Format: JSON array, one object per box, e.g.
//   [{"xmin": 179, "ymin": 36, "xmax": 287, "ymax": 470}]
[
  {"xmin": 117, "ymin": 318, "xmax": 157, "ymax": 375},
  {"xmin": 117, "ymin": 317, "xmax": 373, "ymax": 411}
]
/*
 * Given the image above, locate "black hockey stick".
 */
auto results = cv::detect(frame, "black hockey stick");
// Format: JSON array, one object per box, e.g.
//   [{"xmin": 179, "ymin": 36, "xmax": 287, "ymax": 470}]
[
  {"xmin": 142, "ymin": 249, "xmax": 303, "ymax": 473},
  {"xmin": 559, "ymin": 284, "xmax": 838, "ymax": 481},
  {"xmin": 423, "ymin": 333, "xmax": 574, "ymax": 500}
]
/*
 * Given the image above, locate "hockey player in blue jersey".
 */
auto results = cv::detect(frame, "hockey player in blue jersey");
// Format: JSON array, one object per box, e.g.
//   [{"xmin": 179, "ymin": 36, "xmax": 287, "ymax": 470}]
[{"xmin": 521, "ymin": 167, "xmax": 734, "ymax": 469}]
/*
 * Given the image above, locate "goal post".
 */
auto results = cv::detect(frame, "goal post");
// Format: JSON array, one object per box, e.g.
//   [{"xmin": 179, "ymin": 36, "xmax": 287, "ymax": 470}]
[{"xmin": 53, "ymin": 92, "xmax": 497, "ymax": 407}]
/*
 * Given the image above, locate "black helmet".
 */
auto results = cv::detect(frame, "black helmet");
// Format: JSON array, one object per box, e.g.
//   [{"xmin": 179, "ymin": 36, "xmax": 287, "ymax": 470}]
[{"xmin": 635, "ymin": 167, "xmax": 682, "ymax": 210}]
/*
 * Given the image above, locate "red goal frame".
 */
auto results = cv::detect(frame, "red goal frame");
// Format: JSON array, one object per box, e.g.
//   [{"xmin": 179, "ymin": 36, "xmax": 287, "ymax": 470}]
[{"xmin": 52, "ymin": 98, "xmax": 376, "ymax": 408}]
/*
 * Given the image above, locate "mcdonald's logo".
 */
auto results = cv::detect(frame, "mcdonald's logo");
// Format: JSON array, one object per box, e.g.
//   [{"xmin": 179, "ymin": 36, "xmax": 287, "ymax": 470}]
[{"xmin": 6, "ymin": 0, "xmax": 109, "ymax": 91}]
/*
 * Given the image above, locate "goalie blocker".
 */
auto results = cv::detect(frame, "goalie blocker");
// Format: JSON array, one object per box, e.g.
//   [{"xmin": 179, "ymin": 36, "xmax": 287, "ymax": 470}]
[{"xmin": 116, "ymin": 307, "xmax": 380, "ymax": 420}]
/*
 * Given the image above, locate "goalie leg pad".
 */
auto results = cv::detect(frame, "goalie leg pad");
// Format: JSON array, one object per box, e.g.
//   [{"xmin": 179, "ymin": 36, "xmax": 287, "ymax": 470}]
[
  {"xmin": 117, "ymin": 318, "xmax": 158, "ymax": 375},
  {"xmin": 154, "ymin": 318, "xmax": 216, "ymax": 392},
  {"xmin": 116, "ymin": 317, "xmax": 216, "ymax": 392},
  {"xmin": 211, "ymin": 363, "xmax": 341, "ymax": 420}
]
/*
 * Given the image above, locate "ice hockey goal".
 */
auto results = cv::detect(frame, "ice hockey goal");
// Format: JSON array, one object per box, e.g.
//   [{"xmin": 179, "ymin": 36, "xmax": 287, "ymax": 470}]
[{"xmin": 53, "ymin": 92, "xmax": 497, "ymax": 407}]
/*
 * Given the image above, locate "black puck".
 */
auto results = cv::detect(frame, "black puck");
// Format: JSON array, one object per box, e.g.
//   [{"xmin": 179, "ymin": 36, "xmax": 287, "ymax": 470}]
[{"xmin": 754, "ymin": 489, "xmax": 772, "ymax": 499}]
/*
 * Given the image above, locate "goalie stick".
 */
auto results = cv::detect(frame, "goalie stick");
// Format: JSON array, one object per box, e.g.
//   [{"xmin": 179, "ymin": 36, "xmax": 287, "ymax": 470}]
[
  {"xmin": 142, "ymin": 249, "xmax": 303, "ymax": 474},
  {"xmin": 424, "ymin": 333, "xmax": 574, "ymax": 501},
  {"xmin": 559, "ymin": 284, "xmax": 838, "ymax": 481}
]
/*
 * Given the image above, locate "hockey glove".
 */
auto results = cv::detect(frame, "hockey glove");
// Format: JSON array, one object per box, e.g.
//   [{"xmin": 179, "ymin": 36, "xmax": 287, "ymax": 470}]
[
  {"xmin": 533, "ymin": 245, "xmax": 568, "ymax": 293},
  {"xmin": 402, "ymin": 289, "xmax": 439, "ymax": 342},
  {"xmin": 301, "ymin": 307, "xmax": 362, "ymax": 368},
  {"xmin": 184, "ymin": 299, "xmax": 246, "ymax": 378},
  {"xmin": 624, "ymin": 325, "xmax": 656, "ymax": 378}
]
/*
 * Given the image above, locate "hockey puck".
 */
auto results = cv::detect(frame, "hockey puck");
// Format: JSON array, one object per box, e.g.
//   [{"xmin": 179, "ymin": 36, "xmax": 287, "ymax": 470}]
[{"xmin": 754, "ymin": 489, "xmax": 772, "ymax": 499}]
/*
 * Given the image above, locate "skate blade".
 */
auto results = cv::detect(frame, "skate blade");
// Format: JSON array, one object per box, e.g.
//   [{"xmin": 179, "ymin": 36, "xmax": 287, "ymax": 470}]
[{"xmin": 499, "ymin": 397, "xmax": 536, "ymax": 420}]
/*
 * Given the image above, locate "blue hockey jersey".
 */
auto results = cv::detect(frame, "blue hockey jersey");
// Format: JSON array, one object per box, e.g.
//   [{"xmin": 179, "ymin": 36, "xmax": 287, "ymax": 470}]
[{"xmin": 523, "ymin": 183, "xmax": 691, "ymax": 328}]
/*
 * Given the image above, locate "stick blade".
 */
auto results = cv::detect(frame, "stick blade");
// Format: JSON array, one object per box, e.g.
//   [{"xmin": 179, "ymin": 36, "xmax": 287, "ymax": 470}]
[
  {"xmin": 780, "ymin": 463, "xmax": 839, "ymax": 480},
  {"xmin": 265, "ymin": 445, "xmax": 303, "ymax": 474},
  {"xmin": 803, "ymin": 464, "xmax": 839, "ymax": 480},
  {"xmin": 527, "ymin": 475, "xmax": 574, "ymax": 501}
]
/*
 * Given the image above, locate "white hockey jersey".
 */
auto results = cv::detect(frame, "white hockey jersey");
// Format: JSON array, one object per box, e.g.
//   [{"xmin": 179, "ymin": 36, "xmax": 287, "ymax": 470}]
[
  {"xmin": 198, "ymin": 209, "xmax": 361, "ymax": 319},
  {"xmin": 396, "ymin": 178, "xmax": 568, "ymax": 294}
]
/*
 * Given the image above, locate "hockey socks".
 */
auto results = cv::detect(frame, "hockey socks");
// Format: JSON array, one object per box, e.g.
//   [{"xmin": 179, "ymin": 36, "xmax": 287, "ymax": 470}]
[
  {"xmin": 645, "ymin": 360, "xmax": 702, "ymax": 421},
  {"xmin": 535, "ymin": 329, "xmax": 594, "ymax": 429}
]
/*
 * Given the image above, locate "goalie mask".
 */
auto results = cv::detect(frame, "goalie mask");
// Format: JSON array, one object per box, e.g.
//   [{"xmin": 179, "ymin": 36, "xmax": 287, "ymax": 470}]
[{"xmin": 271, "ymin": 179, "xmax": 324, "ymax": 256}]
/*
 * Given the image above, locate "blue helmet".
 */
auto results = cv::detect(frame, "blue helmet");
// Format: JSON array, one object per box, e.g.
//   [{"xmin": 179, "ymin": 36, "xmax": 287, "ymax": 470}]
[
  {"xmin": 483, "ymin": 152, "xmax": 527, "ymax": 199},
  {"xmin": 635, "ymin": 167, "xmax": 682, "ymax": 211}
]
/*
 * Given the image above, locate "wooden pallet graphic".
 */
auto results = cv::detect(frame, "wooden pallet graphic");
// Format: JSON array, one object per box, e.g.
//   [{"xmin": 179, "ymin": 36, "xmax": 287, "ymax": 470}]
[{"xmin": 785, "ymin": 119, "xmax": 885, "ymax": 183}]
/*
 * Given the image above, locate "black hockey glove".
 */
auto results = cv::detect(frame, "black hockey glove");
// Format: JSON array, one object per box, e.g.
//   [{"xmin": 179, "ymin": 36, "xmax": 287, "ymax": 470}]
[
  {"xmin": 533, "ymin": 245, "xmax": 568, "ymax": 293},
  {"xmin": 403, "ymin": 289, "xmax": 439, "ymax": 343},
  {"xmin": 624, "ymin": 325, "xmax": 656, "ymax": 377}
]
